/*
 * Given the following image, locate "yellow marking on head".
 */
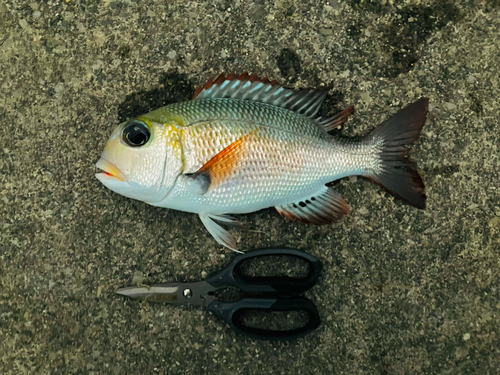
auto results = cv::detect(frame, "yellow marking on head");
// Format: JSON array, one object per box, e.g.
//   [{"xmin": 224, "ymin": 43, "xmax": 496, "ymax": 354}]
[
  {"xmin": 141, "ymin": 107, "xmax": 187, "ymax": 127},
  {"xmin": 136, "ymin": 116, "xmax": 154, "ymax": 129},
  {"xmin": 163, "ymin": 124, "xmax": 186, "ymax": 170}
]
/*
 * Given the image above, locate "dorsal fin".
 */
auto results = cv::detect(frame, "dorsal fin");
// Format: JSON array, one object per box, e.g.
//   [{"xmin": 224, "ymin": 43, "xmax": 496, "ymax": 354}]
[
  {"xmin": 316, "ymin": 106, "xmax": 355, "ymax": 132},
  {"xmin": 193, "ymin": 72, "xmax": 328, "ymax": 118}
]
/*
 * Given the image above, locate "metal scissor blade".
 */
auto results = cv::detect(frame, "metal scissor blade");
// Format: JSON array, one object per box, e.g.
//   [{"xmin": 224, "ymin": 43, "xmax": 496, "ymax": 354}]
[
  {"xmin": 116, "ymin": 284, "xmax": 182, "ymax": 304},
  {"xmin": 116, "ymin": 281, "xmax": 216, "ymax": 306}
]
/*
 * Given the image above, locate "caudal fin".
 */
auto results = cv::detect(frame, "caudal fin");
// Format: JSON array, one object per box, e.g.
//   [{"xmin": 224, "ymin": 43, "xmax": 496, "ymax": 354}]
[{"xmin": 365, "ymin": 98, "xmax": 429, "ymax": 209}]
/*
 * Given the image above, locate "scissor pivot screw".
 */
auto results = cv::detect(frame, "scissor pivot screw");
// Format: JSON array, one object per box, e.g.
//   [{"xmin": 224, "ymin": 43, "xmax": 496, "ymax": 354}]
[{"xmin": 183, "ymin": 288, "xmax": 192, "ymax": 298}]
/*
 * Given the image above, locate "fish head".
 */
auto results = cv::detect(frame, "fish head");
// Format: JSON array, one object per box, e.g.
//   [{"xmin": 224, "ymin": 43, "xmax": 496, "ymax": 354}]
[{"xmin": 95, "ymin": 117, "xmax": 182, "ymax": 204}]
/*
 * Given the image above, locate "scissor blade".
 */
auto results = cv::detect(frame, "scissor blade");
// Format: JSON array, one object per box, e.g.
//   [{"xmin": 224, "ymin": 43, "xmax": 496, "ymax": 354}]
[{"xmin": 116, "ymin": 284, "xmax": 181, "ymax": 303}]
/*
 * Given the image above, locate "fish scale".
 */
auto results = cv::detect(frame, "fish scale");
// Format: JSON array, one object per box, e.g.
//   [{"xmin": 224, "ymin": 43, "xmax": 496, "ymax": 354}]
[
  {"xmin": 96, "ymin": 72, "xmax": 428, "ymax": 250},
  {"xmin": 160, "ymin": 100, "xmax": 363, "ymax": 214},
  {"xmin": 146, "ymin": 98, "xmax": 330, "ymax": 140}
]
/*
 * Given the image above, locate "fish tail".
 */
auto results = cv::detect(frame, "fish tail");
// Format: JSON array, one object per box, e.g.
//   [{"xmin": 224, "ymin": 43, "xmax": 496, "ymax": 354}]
[{"xmin": 364, "ymin": 98, "xmax": 429, "ymax": 209}]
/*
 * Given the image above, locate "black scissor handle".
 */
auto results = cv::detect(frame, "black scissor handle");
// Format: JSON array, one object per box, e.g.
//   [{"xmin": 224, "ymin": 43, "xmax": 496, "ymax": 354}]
[
  {"xmin": 207, "ymin": 297, "xmax": 321, "ymax": 340},
  {"xmin": 204, "ymin": 248, "xmax": 323, "ymax": 295}
]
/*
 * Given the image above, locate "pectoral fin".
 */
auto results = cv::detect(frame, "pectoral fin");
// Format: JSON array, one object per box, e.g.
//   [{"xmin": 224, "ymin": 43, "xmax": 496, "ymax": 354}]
[
  {"xmin": 186, "ymin": 131, "xmax": 256, "ymax": 194},
  {"xmin": 275, "ymin": 186, "xmax": 350, "ymax": 225}
]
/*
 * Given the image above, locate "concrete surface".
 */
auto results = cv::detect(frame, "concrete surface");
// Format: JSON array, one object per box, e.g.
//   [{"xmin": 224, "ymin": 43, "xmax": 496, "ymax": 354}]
[{"xmin": 1, "ymin": 0, "xmax": 499, "ymax": 374}]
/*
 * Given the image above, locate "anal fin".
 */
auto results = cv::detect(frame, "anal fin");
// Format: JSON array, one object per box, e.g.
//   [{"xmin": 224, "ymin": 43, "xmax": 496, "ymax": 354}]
[{"xmin": 275, "ymin": 186, "xmax": 350, "ymax": 225}]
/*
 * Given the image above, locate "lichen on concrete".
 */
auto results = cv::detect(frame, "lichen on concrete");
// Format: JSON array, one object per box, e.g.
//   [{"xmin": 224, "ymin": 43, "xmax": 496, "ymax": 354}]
[{"xmin": 1, "ymin": 0, "xmax": 499, "ymax": 373}]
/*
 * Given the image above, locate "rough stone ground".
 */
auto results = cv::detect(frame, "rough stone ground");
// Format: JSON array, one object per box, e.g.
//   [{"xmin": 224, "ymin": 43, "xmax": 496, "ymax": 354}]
[{"xmin": 1, "ymin": 0, "xmax": 499, "ymax": 374}]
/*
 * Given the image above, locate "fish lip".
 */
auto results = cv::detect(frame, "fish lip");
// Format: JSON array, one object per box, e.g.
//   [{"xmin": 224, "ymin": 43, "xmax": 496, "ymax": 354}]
[{"xmin": 95, "ymin": 159, "xmax": 127, "ymax": 182}]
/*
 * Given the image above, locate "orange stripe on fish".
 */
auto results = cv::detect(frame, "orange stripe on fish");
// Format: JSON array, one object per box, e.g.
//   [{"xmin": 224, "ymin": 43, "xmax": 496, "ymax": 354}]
[{"xmin": 186, "ymin": 130, "xmax": 258, "ymax": 193}]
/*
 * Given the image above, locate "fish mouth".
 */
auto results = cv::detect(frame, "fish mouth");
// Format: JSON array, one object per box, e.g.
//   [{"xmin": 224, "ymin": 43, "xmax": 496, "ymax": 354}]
[{"xmin": 95, "ymin": 159, "xmax": 127, "ymax": 182}]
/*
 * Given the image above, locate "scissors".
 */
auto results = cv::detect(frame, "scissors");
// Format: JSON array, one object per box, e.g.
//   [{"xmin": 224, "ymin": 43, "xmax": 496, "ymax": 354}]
[{"xmin": 116, "ymin": 248, "xmax": 322, "ymax": 340}]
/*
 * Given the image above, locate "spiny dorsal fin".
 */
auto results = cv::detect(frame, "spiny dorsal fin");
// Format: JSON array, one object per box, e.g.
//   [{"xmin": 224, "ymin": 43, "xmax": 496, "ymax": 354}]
[
  {"xmin": 275, "ymin": 186, "xmax": 350, "ymax": 225},
  {"xmin": 193, "ymin": 72, "xmax": 328, "ymax": 118}
]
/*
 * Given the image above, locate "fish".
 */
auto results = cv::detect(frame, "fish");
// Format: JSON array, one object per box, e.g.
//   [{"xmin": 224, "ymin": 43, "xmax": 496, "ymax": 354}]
[{"xmin": 96, "ymin": 72, "xmax": 428, "ymax": 251}]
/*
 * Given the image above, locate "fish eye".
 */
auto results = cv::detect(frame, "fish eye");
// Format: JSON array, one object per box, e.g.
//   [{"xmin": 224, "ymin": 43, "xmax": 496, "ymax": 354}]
[{"xmin": 123, "ymin": 120, "xmax": 151, "ymax": 147}]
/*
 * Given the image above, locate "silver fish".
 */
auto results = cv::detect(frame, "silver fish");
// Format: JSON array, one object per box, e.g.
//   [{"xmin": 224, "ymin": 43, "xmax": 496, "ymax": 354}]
[{"xmin": 96, "ymin": 72, "xmax": 428, "ymax": 251}]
